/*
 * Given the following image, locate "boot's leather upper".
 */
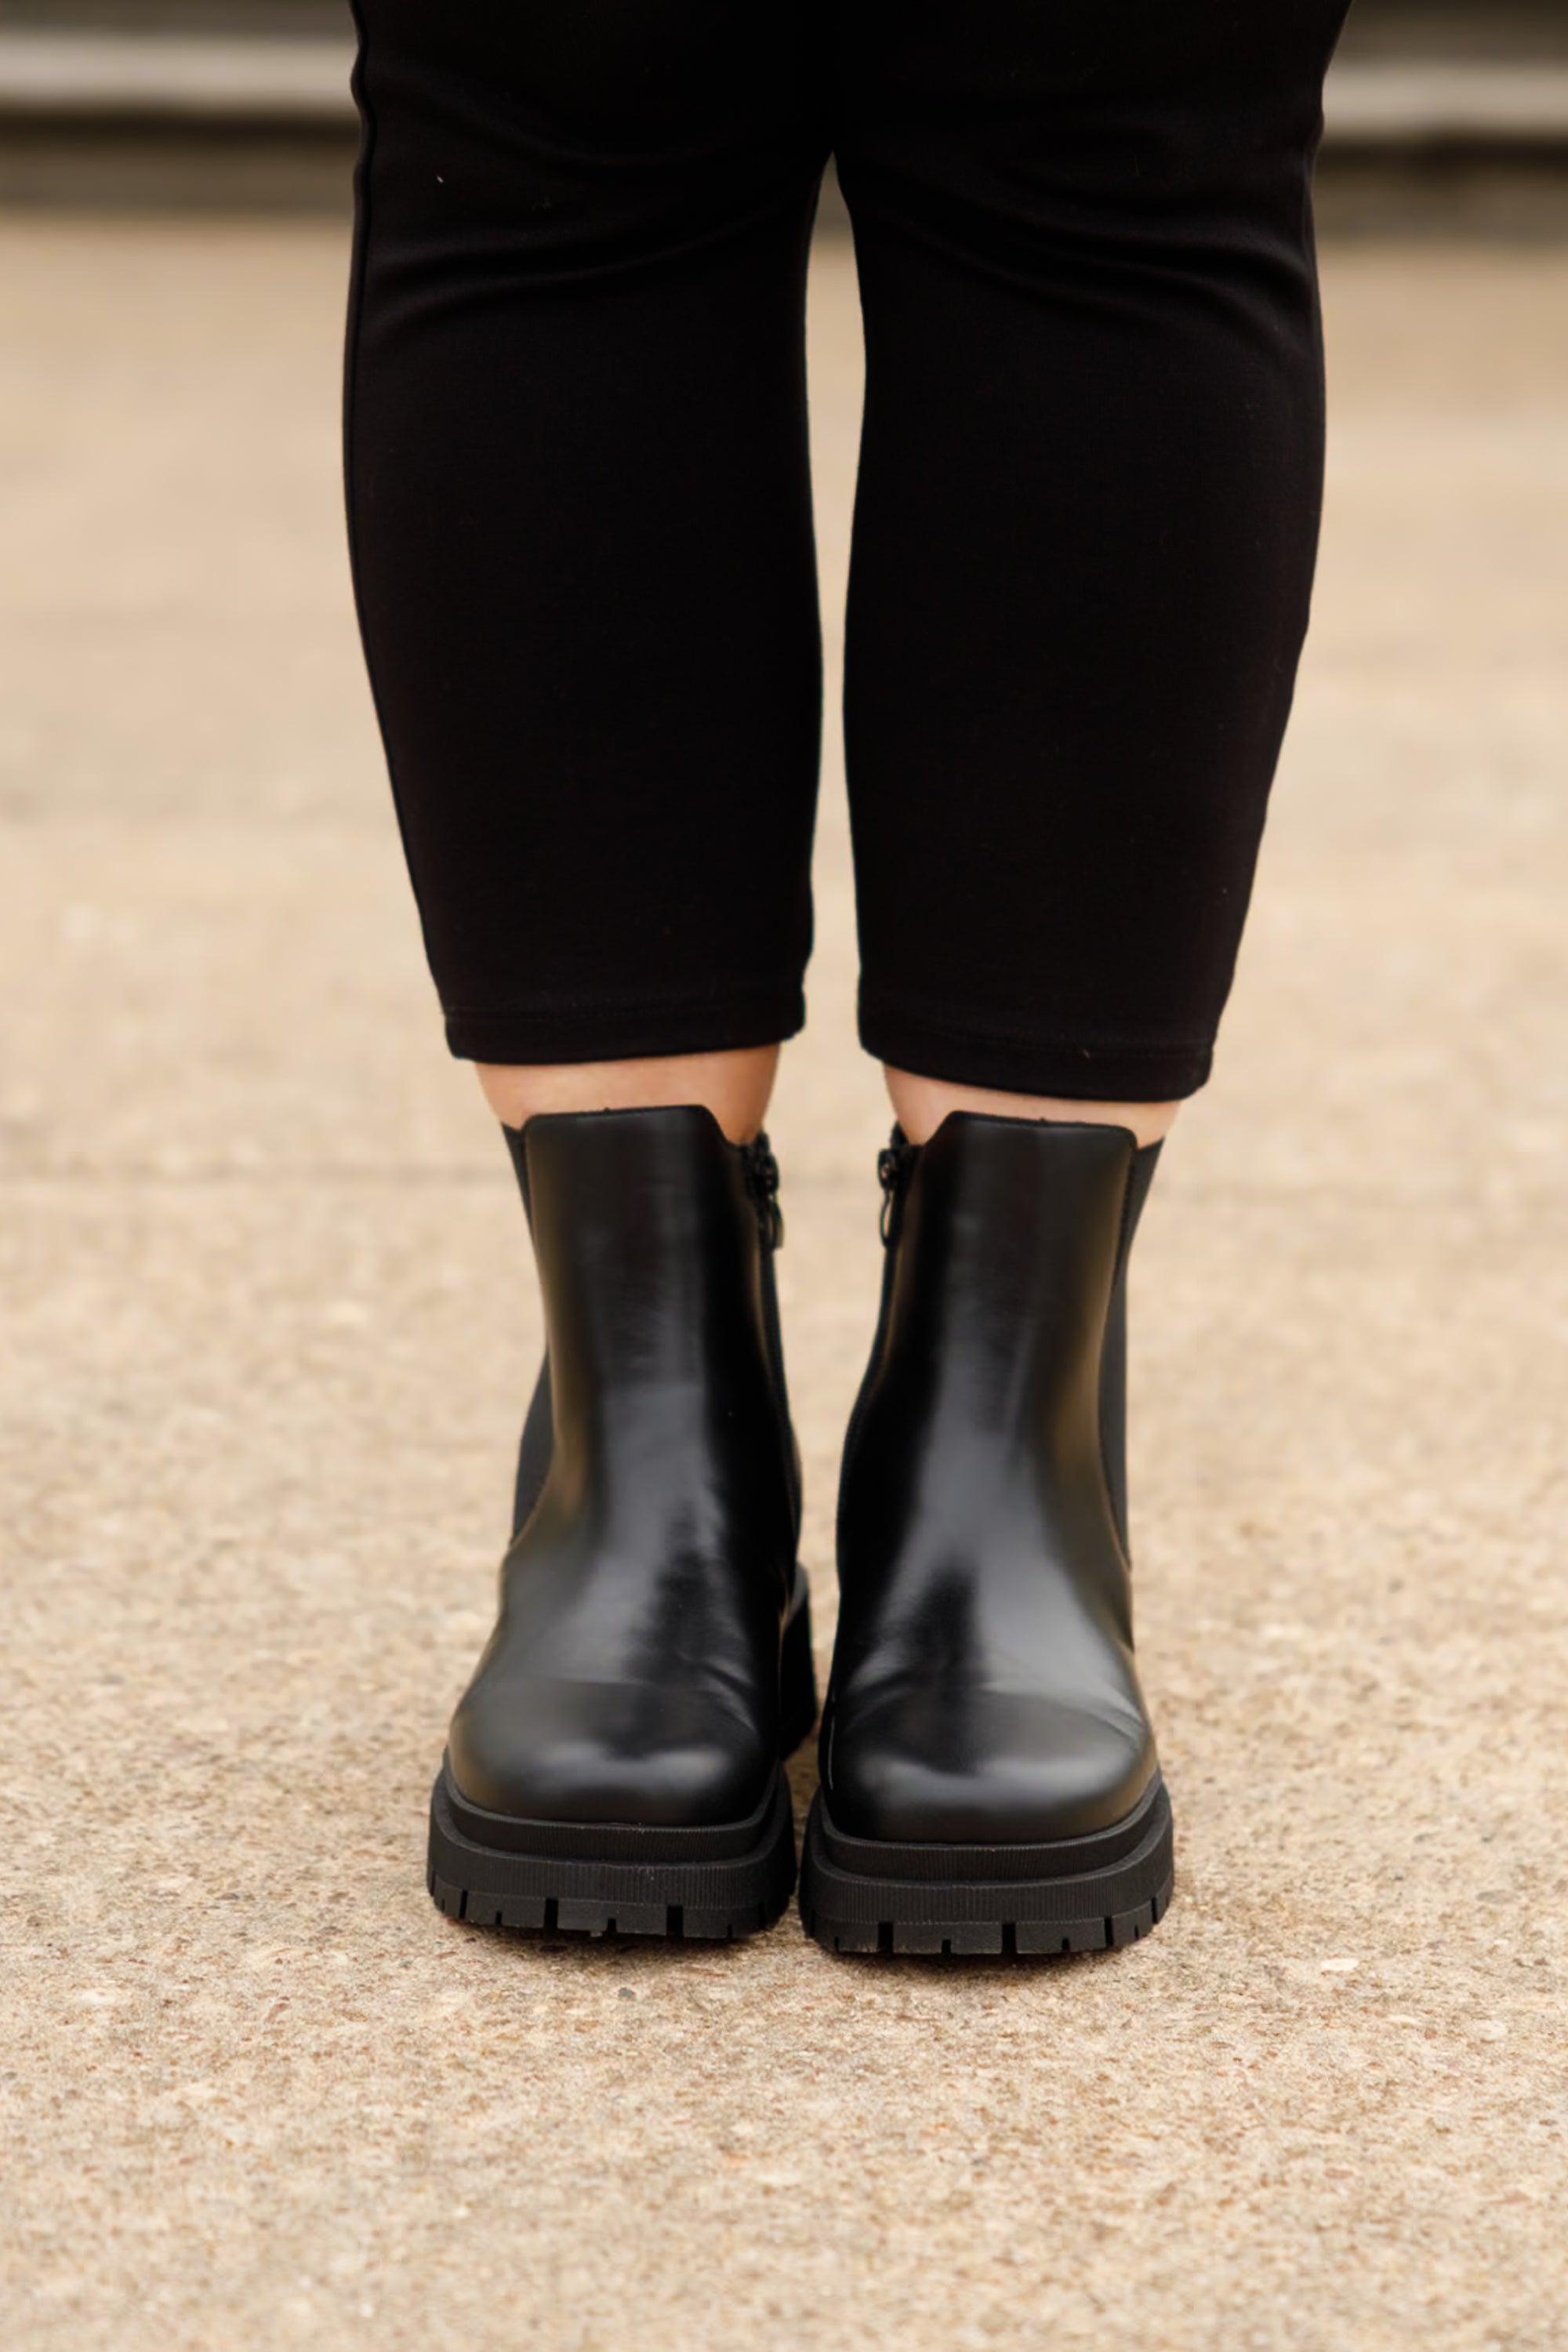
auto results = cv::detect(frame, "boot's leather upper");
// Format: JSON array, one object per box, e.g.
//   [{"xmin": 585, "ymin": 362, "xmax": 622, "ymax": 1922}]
[
  {"xmin": 823, "ymin": 1114, "xmax": 1162, "ymax": 1846},
  {"xmin": 448, "ymin": 1106, "xmax": 799, "ymax": 1829}
]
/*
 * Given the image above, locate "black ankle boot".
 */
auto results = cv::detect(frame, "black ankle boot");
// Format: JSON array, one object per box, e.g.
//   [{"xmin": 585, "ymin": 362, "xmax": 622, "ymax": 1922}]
[
  {"xmin": 800, "ymin": 1115, "xmax": 1174, "ymax": 1957},
  {"xmin": 426, "ymin": 1106, "xmax": 816, "ymax": 1941}
]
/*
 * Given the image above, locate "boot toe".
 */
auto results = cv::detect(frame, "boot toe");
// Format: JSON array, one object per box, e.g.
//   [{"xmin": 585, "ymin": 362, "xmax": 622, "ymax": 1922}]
[
  {"xmin": 449, "ymin": 1677, "xmax": 772, "ymax": 1829},
  {"xmin": 827, "ymin": 1686, "xmax": 1156, "ymax": 1846}
]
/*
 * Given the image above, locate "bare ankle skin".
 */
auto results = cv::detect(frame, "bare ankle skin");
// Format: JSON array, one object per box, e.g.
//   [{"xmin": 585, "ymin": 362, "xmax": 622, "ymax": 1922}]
[
  {"xmin": 477, "ymin": 1046, "xmax": 782, "ymax": 1145},
  {"xmin": 884, "ymin": 1068, "xmax": 1180, "ymax": 1151}
]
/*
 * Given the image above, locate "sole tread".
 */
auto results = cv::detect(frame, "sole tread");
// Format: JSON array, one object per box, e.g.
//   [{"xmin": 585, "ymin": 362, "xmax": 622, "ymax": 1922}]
[
  {"xmin": 426, "ymin": 1767, "xmax": 797, "ymax": 1944},
  {"xmin": 800, "ymin": 1783, "xmax": 1176, "ymax": 1960}
]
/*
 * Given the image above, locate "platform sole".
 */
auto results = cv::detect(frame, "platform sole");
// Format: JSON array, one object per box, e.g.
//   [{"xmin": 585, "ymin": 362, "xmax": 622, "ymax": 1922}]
[
  {"xmin": 799, "ymin": 1775, "xmax": 1174, "ymax": 1958},
  {"xmin": 429, "ymin": 1760, "xmax": 800, "ymax": 1941}
]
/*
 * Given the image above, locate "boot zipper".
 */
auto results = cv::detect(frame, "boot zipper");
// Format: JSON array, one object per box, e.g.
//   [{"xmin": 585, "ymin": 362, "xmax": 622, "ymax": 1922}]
[
  {"xmin": 743, "ymin": 1134, "xmax": 785, "ymax": 1251},
  {"xmin": 877, "ymin": 1134, "xmax": 916, "ymax": 1246}
]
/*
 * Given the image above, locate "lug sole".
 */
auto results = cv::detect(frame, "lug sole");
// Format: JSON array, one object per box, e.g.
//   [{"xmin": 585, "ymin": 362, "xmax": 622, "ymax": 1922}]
[
  {"xmin": 429, "ymin": 1760, "xmax": 798, "ymax": 1942},
  {"xmin": 799, "ymin": 1777, "xmax": 1174, "ymax": 1958},
  {"xmin": 426, "ymin": 1567, "xmax": 818, "ymax": 1944}
]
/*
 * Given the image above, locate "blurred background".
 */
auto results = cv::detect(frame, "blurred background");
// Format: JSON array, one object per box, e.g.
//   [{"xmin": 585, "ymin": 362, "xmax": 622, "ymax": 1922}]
[
  {"xmin": 5, "ymin": 8, "xmax": 1567, "ymax": 2351},
  {"xmin": 3, "ymin": 0, "xmax": 1568, "ymax": 223}
]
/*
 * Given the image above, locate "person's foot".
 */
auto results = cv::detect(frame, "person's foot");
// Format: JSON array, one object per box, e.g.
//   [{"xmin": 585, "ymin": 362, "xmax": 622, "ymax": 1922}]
[
  {"xmin": 427, "ymin": 1106, "xmax": 815, "ymax": 1941},
  {"xmin": 801, "ymin": 1114, "xmax": 1174, "ymax": 1957}
]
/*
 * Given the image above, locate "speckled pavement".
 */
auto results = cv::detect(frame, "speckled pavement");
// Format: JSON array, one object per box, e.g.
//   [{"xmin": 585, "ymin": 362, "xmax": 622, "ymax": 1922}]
[{"xmin": 2, "ymin": 218, "xmax": 1566, "ymax": 2351}]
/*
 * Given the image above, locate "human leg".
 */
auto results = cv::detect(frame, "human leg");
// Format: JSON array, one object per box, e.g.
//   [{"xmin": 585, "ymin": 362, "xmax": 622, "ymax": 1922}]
[
  {"xmin": 347, "ymin": 0, "xmax": 829, "ymax": 1080},
  {"xmin": 837, "ymin": 0, "xmax": 1350, "ymax": 1105},
  {"xmin": 802, "ymin": 1, "xmax": 1351, "ymax": 1955},
  {"xmin": 347, "ymin": 0, "xmax": 828, "ymax": 1935}
]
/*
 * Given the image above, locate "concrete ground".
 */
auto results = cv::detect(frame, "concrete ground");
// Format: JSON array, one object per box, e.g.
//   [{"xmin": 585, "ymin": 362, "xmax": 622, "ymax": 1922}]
[{"xmin": 2, "ymin": 214, "xmax": 1566, "ymax": 2351}]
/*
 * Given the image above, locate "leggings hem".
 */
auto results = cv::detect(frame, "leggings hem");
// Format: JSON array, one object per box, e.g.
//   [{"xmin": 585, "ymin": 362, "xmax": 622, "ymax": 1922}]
[
  {"xmin": 445, "ymin": 983, "xmax": 806, "ymax": 1067},
  {"xmin": 858, "ymin": 991, "xmax": 1214, "ymax": 1104}
]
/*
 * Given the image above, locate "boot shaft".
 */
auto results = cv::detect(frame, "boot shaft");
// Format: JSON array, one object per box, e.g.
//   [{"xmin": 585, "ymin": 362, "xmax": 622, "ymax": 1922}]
[
  {"xmin": 507, "ymin": 1107, "xmax": 797, "ymax": 1526},
  {"xmin": 820, "ymin": 1112, "xmax": 1167, "ymax": 1857},
  {"xmin": 861, "ymin": 1116, "xmax": 1159, "ymax": 1529}
]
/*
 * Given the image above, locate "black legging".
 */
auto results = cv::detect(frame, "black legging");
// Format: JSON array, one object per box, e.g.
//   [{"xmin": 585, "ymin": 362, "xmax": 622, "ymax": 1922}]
[{"xmin": 347, "ymin": 2, "xmax": 1349, "ymax": 1102}]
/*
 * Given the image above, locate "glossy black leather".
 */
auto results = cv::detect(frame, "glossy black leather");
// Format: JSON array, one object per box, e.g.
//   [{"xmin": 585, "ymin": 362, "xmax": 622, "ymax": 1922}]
[
  {"xmin": 822, "ymin": 1114, "xmax": 1163, "ymax": 1846},
  {"xmin": 448, "ymin": 1106, "xmax": 800, "ymax": 1829}
]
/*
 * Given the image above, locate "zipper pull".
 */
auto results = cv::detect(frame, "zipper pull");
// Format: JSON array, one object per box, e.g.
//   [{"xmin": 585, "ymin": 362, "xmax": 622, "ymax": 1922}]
[
  {"xmin": 746, "ymin": 1134, "xmax": 785, "ymax": 1250},
  {"xmin": 877, "ymin": 1134, "xmax": 916, "ymax": 1245}
]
